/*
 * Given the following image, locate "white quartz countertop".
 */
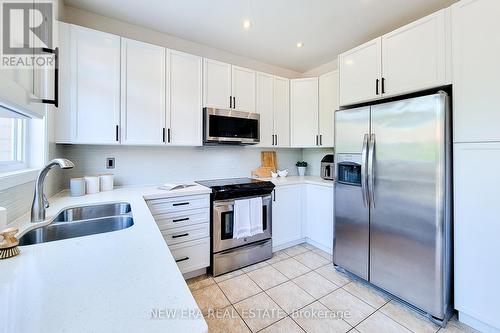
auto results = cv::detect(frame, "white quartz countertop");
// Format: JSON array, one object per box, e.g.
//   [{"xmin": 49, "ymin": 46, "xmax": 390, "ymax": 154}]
[
  {"xmin": 265, "ymin": 175, "xmax": 334, "ymax": 187},
  {"xmin": 0, "ymin": 184, "xmax": 212, "ymax": 333}
]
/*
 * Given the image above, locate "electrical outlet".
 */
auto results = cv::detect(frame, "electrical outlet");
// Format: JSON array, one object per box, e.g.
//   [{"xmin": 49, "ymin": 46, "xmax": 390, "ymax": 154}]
[{"xmin": 106, "ymin": 158, "xmax": 115, "ymax": 169}]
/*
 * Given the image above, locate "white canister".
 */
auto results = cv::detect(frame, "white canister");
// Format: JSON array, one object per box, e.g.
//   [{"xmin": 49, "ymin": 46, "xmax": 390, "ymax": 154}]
[
  {"xmin": 84, "ymin": 176, "xmax": 100, "ymax": 194},
  {"xmin": 99, "ymin": 174, "xmax": 114, "ymax": 192},
  {"xmin": 70, "ymin": 178, "xmax": 86, "ymax": 197}
]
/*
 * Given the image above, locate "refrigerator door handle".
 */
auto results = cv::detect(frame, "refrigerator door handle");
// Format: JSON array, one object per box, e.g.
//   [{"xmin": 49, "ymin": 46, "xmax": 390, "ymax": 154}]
[
  {"xmin": 368, "ymin": 133, "xmax": 376, "ymax": 208},
  {"xmin": 361, "ymin": 134, "xmax": 369, "ymax": 207}
]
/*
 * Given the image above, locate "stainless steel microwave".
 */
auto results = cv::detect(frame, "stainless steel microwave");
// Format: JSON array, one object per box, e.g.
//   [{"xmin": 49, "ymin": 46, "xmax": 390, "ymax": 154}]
[{"xmin": 203, "ymin": 108, "xmax": 260, "ymax": 145}]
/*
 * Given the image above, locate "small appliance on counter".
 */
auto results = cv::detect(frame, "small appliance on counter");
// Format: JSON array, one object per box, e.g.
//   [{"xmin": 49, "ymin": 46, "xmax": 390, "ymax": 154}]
[{"xmin": 321, "ymin": 154, "xmax": 334, "ymax": 180}]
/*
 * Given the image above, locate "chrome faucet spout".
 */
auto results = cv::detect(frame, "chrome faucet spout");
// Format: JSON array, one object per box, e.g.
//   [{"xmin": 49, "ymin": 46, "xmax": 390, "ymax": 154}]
[{"xmin": 31, "ymin": 158, "xmax": 75, "ymax": 222}]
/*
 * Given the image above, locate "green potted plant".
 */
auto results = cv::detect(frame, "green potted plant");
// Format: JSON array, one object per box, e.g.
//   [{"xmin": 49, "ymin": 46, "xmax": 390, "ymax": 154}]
[{"xmin": 296, "ymin": 161, "xmax": 308, "ymax": 176}]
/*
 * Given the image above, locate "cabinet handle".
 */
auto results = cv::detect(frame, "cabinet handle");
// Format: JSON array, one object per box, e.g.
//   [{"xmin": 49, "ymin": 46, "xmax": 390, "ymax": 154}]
[
  {"xmin": 172, "ymin": 217, "xmax": 189, "ymax": 223},
  {"xmin": 272, "ymin": 135, "xmax": 275, "ymax": 146},
  {"xmin": 32, "ymin": 47, "xmax": 59, "ymax": 107},
  {"xmin": 167, "ymin": 128, "xmax": 171, "ymax": 143},
  {"xmin": 115, "ymin": 125, "xmax": 119, "ymax": 142},
  {"xmin": 376, "ymin": 79, "xmax": 379, "ymax": 95},
  {"xmin": 229, "ymin": 96, "xmax": 232, "ymax": 108},
  {"xmin": 162, "ymin": 128, "xmax": 166, "ymax": 143},
  {"xmin": 173, "ymin": 202, "xmax": 189, "ymax": 206},
  {"xmin": 172, "ymin": 233, "xmax": 189, "ymax": 239},
  {"xmin": 320, "ymin": 134, "xmax": 322, "ymax": 146},
  {"xmin": 316, "ymin": 135, "xmax": 319, "ymax": 146},
  {"xmin": 275, "ymin": 135, "xmax": 278, "ymax": 146},
  {"xmin": 381, "ymin": 78, "xmax": 386, "ymax": 94},
  {"xmin": 233, "ymin": 96, "xmax": 236, "ymax": 109},
  {"xmin": 273, "ymin": 189, "xmax": 276, "ymax": 202},
  {"xmin": 175, "ymin": 257, "xmax": 190, "ymax": 263}
]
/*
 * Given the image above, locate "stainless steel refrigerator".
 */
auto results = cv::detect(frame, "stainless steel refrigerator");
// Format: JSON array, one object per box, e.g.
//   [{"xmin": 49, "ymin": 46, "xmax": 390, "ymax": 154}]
[{"xmin": 333, "ymin": 92, "xmax": 452, "ymax": 323}]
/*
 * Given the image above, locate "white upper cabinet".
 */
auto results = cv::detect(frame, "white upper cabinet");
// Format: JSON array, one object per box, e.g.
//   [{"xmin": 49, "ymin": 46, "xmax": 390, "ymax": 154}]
[
  {"xmin": 291, "ymin": 78, "xmax": 319, "ymax": 148},
  {"xmin": 71, "ymin": 25, "xmax": 121, "ymax": 144},
  {"xmin": 167, "ymin": 50, "xmax": 203, "ymax": 146},
  {"xmin": 256, "ymin": 72, "xmax": 274, "ymax": 147},
  {"xmin": 382, "ymin": 9, "xmax": 448, "ymax": 97},
  {"xmin": 339, "ymin": 38, "xmax": 382, "ymax": 106},
  {"xmin": 231, "ymin": 65, "xmax": 256, "ymax": 112},
  {"xmin": 273, "ymin": 76, "xmax": 290, "ymax": 147},
  {"xmin": 256, "ymin": 73, "xmax": 290, "ymax": 147},
  {"xmin": 121, "ymin": 38, "xmax": 165, "ymax": 145},
  {"xmin": 203, "ymin": 58, "xmax": 231, "ymax": 109},
  {"xmin": 452, "ymin": 0, "xmax": 500, "ymax": 143},
  {"xmin": 319, "ymin": 71, "xmax": 338, "ymax": 147}
]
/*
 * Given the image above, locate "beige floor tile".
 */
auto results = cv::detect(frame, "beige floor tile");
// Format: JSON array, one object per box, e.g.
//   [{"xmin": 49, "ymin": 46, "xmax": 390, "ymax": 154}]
[
  {"xmin": 204, "ymin": 305, "xmax": 251, "ymax": 333},
  {"xmin": 266, "ymin": 250, "xmax": 291, "ymax": 265},
  {"xmin": 293, "ymin": 251, "xmax": 331, "ymax": 270},
  {"xmin": 291, "ymin": 301, "xmax": 352, "ymax": 333},
  {"xmin": 234, "ymin": 292, "xmax": 286, "ymax": 332},
  {"xmin": 214, "ymin": 269, "xmax": 244, "ymax": 283},
  {"xmin": 283, "ymin": 244, "xmax": 310, "ymax": 257},
  {"xmin": 302, "ymin": 243, "xmax": 317, "ymax": 251},
  {"xmin": 266, "ymin": 281, "xmax": 315, "ymax": 315},
  {"xmin": 315, "ymin": 264, "xmax": 351, "ymax": 287},
  {"xmin": 186, "ymin": 274, "xmax": 215, "ymax": 292},
  {"xmin": 343, "ymin": 280, "xmax": 390, "ymax": 309},
  {"xmin": 191, "ymin": 284, "xmax": 231, "ymax": 315},
  {"xmin": 242, "ymin": 261, "xmax": 269, "ymax": 273},
  {"xmin": 320, "ymin": 288, "xmax": 375, "ymax": 326},
  {"xmin": 260, "ymin": 316, "xmax": 305, "ymax": 333},
  {"xmin": 356, "ymin": 311, "xmax": 412, "ymax": 333},
  {"xmin": 312, "ymin": 248, "xmax": 333, "ymax": 261},
  {"xmin": 246, "ymin": 265, "xmax": 288, "ymax": 290},
  {"xmin": 380, "ymin": 300, "xmax": 440, "ymax": 333},
  {"xmin": 439, "ymin": 315, "xmax": 480, "ymax": 333},
  {"xmin": 292, "ymin": 271, "xmax": 339, "ymax": 299},
  {"xmin": 218, "ymin": 274, "xmax": 262, "ymax": 304},
  {"xmin": 271, "ymin": 258, "xmax": 311, "ymax": 279}
]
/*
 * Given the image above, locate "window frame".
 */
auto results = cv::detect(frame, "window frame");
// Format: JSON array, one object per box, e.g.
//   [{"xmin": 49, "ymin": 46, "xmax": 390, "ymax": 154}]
[{"xmin": 0, "ymin": 117, "xmax": 28, "ymax": 173}]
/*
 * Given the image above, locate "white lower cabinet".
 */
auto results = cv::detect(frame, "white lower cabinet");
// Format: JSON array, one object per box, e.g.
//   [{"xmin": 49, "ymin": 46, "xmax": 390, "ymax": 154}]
[
  {"xmin": 147, "ymin": 194, "xmax": 210, "ymax": 275},
  {"xmin": 305, "ymin": 184, "xmax": 334, "ymax": 253},
  {"xmin": 272, "ymin": 184, "xmax": 303, "ymax": 249},
  {"xmin": 454, "ymin": 142, "xmax": 500, "ymax": 332}
]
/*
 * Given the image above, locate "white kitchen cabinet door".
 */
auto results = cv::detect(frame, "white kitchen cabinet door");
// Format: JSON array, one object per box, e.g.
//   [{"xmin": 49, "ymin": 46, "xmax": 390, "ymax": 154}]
[
  {"xmin": 272, "ymin": 185, "xmax": 303, "ymax": 250},
  {"xmin": 273, "ymin": 76, "xmax": 290, "ymax": 147},
  {"xmin": 290, "ymin": 77, "xmax": 319, "ymax": 148},
  {"xmin": 71, "ymin": 25, "xmax": 121, "ymax": 144},
  {"xmin": 121, "ymin": 38, "xmax": 165, "ymax": 145},
  {"xmin": 203, "ymin": 58, "xmax": 231, "ymax": 109},
  {"xmin": 452, "ymin": 0, "xmax": 500, "ymax": 143},
  {"xmin": 382, "ymin": 9, "xmax": 448, "ymax": 98},
  {"xmin": 231, "ymin": 65, "xmax": 256, "ymax": 113},
  {"xmin": 319, "ymin": 71, "xmax": 338, "ymax": 147},
  {"xmin": 167, "ymin": 50, "xmax": 203, "ymax": 146},
  {"xmin": 55, "ymin": 21, "xmax": 72, "ymax": 143},
  {"xmin": 256, "ymin": 72, "xmax": 274, "ymax": 147},
  {"xmin": 305, "ymin": 184, "xmax": 334, "ymax": 253},
  {"xmin": 454, "ymin": 142, "xmax": 500, "ymax": 331},
  {"xmin": 339, "ymin": 37, "xmax": 382, "ymax": 106}
]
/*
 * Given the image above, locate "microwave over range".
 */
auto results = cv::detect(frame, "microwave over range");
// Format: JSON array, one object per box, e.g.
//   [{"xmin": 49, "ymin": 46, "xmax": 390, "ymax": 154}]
[{"xmin": 203, "ymin": 108, "xmax": 260, "ymax": 145}]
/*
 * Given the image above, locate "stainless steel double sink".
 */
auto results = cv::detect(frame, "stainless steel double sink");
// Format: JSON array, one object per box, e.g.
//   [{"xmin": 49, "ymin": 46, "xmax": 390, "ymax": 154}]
[{"xmin": 19, "ymin": 203, "xmax": 134, "ymax": 246}]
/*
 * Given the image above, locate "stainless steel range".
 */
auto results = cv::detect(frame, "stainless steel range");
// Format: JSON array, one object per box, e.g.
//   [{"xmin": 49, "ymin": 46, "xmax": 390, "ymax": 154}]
[{"xmin": 195, "ymin": 178, "xmax": 274, "ymax": 276}]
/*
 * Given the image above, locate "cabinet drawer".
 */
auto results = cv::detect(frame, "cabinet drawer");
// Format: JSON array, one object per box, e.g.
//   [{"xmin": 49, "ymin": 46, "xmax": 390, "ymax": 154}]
[
  {"xmin": 169, "ymin": 237, "xmax": 210, "ymax": 274},
  {"xmin": 162, "ymin": 223, "xmax": 209, "ymax": 245},
  {"xmin": 147, "ymin": 195, "xmax": 209, "ymax": 215},
  {"xmin": 154, "ymin": 208, "xmax": 210, "ymax": 230}
]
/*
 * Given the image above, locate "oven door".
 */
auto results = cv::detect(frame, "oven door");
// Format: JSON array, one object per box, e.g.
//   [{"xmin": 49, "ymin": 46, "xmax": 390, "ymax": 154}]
[
  {"xmin": 213, "ymin": 195, "xmax": 272, "ymax": 253},
  {"xmin": 204, "ymin": 108, "xmax": 260, "ymax": 144}
]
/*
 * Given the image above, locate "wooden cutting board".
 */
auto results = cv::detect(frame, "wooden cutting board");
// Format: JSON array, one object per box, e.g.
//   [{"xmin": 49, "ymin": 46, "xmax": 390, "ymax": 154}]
[
  {"xmin": 252, "ymin": 167, "xmax": 274, "ymax": 178},
  {"xmin": 261, "ymin": 151, "xmax": 277, "ymax": 171}
]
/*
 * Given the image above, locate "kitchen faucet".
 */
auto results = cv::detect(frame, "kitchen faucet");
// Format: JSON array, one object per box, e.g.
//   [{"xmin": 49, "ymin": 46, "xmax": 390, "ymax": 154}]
[{"xmin": 31, "ymin": 158, "xmax": 75, "ymax": 222}]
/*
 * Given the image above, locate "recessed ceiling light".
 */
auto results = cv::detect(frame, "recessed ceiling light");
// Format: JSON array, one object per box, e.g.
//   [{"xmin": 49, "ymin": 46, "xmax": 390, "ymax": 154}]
[
  {"xmin": 296, "ymin": 42, "xmax": 304, "ymax": 48},
  {"xmin": 243, "ymin": 20, "xmax": 252, "ymax": 30}
]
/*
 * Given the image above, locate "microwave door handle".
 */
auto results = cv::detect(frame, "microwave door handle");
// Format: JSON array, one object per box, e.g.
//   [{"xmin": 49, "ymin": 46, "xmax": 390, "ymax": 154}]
[
  {"xmin": 361, "ymin": 134, "xmax": 369, "ymax": 207},
  {"xmin": 368, "ymin": 133, "xmax": 376, "ymax": 208}
]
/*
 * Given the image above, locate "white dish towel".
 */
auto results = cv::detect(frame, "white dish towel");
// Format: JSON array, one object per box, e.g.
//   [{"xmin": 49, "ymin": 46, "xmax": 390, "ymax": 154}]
[{"xmin": 233, "ymin": 197, "xmax": 263, "ymax": 239}]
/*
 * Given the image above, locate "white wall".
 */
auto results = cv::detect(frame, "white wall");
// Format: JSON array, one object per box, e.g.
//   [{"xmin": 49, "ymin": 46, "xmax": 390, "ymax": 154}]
[
  {"xmin": 61, "ymin": 5, "xmax": 301, "ymax": 79},
  {"xmin": 60, "ymin": 146, "xmax": 303, "ymax": 187}
]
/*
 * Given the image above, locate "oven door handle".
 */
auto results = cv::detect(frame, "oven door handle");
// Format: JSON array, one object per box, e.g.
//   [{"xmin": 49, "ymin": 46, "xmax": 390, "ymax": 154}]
[{"xmin": 213, "ymin": 194, "xmax": 272, "ymax": 207}]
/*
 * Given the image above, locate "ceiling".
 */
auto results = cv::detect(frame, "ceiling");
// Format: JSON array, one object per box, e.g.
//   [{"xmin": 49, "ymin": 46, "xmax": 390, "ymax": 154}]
[{"xmin": 64, "ymin": 0, "xmax": 457, "ymax": 73}]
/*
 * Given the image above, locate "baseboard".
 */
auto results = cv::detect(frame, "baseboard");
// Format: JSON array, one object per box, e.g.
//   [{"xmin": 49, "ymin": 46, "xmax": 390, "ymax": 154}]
[
  {"xmin": 182, "ymin": 267, "xmax": 207, "ymax": 280},
  {"xmin": 272, "ymin": 238, "xmax": 306, "ymax": 252},
  {"xmin": 459, "ymin": 312, "xmax": 500, "ymax": 333},
  {"xmin": 305, "ymin": 238, "xmax": 332, "ymax": 254}
]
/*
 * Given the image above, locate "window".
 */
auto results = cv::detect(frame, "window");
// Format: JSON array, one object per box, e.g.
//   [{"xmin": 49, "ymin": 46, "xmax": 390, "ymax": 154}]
[{"xmin": 0, "ymin": 117, "xmax": 27, "ymax": 172}]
